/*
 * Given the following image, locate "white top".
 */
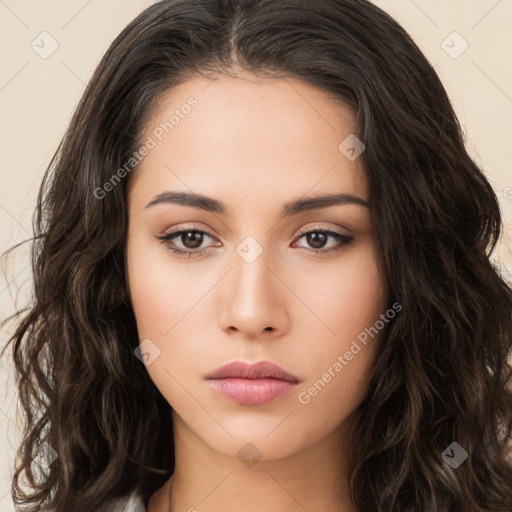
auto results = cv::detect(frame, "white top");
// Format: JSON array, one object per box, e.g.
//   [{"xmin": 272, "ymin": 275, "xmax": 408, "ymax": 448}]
[{"xmin": 113, "ymin": 491, "xmax": 146, "ymax": 512}]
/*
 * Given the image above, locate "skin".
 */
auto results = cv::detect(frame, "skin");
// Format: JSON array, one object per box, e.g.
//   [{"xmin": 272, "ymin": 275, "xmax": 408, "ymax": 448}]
[{"xmin": 125, "ymin": 72, "xmax": 388, "ymax": 512}]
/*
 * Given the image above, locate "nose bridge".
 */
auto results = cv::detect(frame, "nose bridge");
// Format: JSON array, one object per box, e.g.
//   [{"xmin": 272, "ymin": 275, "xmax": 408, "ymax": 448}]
[
  {"xmin": 217, "ymin": 234, "xmax": 288, "ymax": 336},
  {"xmin": 232, "ymin": 234, "xmax": 276, "ymax": 304}
]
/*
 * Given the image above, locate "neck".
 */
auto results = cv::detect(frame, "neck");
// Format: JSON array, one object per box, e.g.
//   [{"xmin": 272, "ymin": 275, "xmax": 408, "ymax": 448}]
[{"xmin": 148, "ymin": 411, "xmax": 358, "ymax": 512}]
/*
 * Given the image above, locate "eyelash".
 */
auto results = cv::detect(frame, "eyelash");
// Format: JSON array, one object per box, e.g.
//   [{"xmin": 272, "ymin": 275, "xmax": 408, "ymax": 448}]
[{"xmin": 156, "ymin": 226, "xmax": 354, "ymax": 258}]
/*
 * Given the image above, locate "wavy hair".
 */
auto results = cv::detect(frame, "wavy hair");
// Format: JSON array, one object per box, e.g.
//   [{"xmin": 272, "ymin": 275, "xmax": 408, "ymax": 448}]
[{"xmin": 2, "ymin": 0, "xmax": 512, "ymax": 510}]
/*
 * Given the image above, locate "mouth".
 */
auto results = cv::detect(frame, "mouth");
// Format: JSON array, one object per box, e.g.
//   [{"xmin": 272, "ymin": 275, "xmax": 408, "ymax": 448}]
[{"xmin": 205, "ymin": 360, "xmax": 301, "ymax": 406}]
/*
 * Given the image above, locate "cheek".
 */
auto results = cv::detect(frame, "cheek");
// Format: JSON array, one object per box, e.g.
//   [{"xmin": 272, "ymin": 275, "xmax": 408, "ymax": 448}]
[
  {"xmin": 126, "ymin": 233, "xmax": 207, "ymax": 338},
  {"xmin": 292, "ymin": 244, "xmax": 386, "ymax": 411},
  {"xmin": 293, "ymin": 242, "xmax": 386, "ymax": 343},
  {"xmin": 294, "ymin": 342, "xmax": 378, "ymax": 446},
  {"xmin": 126, "ymin": 237, "xmax": 201, "ymax": 404},
  {"xmin": 126, "ymin": 234, "xmax": 216, "ymax": 389}
]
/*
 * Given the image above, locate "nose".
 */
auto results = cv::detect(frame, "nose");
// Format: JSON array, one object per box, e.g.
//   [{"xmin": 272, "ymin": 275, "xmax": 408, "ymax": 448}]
[{"xmin": 217, "ymin": 245, "xmax": 290, "ymax": 340}]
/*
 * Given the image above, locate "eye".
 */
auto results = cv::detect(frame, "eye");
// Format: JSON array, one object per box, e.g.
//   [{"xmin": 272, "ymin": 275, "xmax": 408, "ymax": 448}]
[
  {"xmin": 156, "ymin": 226, "xmax": 354, "ymax": 258},
  {"xmin": 156, "ymin": 227, "xmax": 218, "ymax": 258},
  {"xmin": 293, "ymin": 228, "xmax": 354, "ymax": 255}
]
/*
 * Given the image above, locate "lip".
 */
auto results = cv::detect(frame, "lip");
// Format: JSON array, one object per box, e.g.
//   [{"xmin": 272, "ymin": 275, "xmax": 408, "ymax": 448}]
[
  {"xmin": 206, "ymin": 361, "xmax": 301, "ymax": 406},
  {"xmin": 206, "ymin": 360, "xmax": 301, "ymax": 381}
]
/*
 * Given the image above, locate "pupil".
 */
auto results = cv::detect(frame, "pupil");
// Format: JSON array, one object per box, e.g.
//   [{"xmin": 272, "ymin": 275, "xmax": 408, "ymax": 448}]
[
  {"xmin": 308, "ymin": 232, "xmax": 327, "ymax": 249},
  {"xmin": 183, "ymin": 232, "xmax": 203, "ymax": 249}
]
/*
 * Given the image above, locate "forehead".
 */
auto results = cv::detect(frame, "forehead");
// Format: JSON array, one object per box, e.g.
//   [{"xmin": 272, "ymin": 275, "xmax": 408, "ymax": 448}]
[{"xmin": 129, "ymin": 74, "xmax": 367, "ymax": 212}]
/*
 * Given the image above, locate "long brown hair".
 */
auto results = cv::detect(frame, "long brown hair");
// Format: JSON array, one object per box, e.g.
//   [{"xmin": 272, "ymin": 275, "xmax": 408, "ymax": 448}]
[{"xmin": 2, "ymin": 0, "xmax": 511, "ymax": 510}]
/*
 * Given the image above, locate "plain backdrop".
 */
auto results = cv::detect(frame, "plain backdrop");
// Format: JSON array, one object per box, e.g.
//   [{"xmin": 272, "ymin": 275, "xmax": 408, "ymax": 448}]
[{"xmin": 0, "ymin": 1, "xmax": 511, "ymax": 510}]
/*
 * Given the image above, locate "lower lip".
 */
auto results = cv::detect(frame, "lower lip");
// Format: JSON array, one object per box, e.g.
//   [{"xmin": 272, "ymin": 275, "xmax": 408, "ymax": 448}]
[{"xmin": 207, "ymin": 378, "xmax": 299, "ymax": 405}]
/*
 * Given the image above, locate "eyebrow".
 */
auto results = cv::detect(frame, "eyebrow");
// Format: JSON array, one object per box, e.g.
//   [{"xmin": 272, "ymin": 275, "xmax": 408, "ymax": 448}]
[{"xmin": 144, "ymin": 191, "xmax": 369, "ymax": 216}]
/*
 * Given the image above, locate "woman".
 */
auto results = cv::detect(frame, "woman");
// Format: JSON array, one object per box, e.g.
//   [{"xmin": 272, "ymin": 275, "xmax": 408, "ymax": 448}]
[{"xmin": 2, "ymin": 0, "xmax": 511, "ymax": 511}]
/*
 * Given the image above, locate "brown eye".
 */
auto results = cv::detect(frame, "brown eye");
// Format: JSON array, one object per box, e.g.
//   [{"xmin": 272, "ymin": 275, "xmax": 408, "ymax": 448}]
[
  {"xmin": 178, "ymin": 231, "xmax": 204, "ymax": 249},
  {"xmin": 156, "ymin": 228, "xmax": 217, "ymax": 257},
  {"xmin": 305, "ymin": 232, "xmax": 328, "ymax": 249},
  {"xmin": 293, "ymin": 229, "xmax": 353, "ymax": 254}
]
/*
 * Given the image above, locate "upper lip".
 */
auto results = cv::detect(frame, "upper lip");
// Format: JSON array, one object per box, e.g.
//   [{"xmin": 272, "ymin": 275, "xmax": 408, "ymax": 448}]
[{"xmin": 206, "ymin": 361, "xmax": 301, "ymax": 383}]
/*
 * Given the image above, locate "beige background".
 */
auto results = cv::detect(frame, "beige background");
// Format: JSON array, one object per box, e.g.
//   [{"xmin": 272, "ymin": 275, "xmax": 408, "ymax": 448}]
[{"xmin": 0, "ymin": 1, "xmax": 511, "ymax": 510}]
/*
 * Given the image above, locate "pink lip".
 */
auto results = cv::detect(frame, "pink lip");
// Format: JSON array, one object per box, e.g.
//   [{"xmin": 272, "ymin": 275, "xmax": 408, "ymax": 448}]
[{"xmin": 205, "ymin": 361, "xmax": 301, "ymax": 406}]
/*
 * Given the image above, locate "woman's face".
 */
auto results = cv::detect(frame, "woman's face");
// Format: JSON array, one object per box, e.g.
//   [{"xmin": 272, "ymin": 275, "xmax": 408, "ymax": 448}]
[{"xmin": 126, "ymin": 73, "xmax": 388, "ymax": 461}]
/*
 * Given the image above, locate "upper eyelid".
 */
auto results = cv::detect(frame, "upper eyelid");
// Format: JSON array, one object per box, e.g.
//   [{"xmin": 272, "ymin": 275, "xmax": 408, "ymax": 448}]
[
  {"xmin": 160, "ymin": 225, "xmax": 350, "ymax": 240},
  {"xmin": 296, "ymin": 224, "xmax": 351, "ymax": 236},
  {"xmin": 160, "ymin": 226, "xmax": 215, "ymax": 240}
]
